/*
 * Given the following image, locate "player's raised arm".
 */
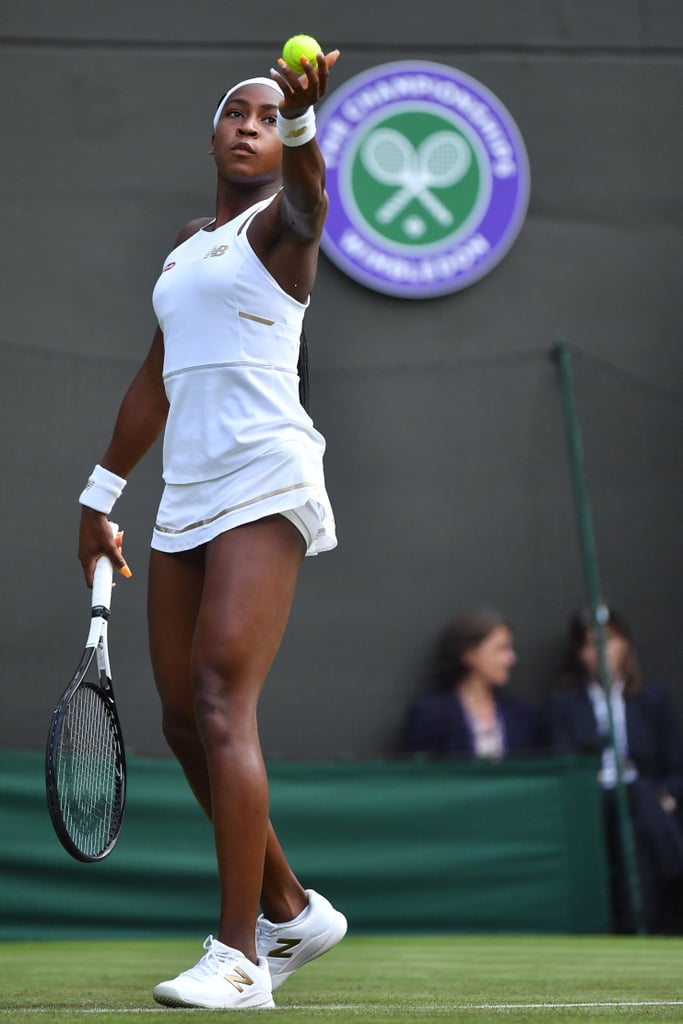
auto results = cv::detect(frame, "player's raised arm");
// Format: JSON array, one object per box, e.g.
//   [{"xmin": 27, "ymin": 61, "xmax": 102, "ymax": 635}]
[{"xmin": 271, "ymin": 47, "xmax": 340, "ymax": 239}]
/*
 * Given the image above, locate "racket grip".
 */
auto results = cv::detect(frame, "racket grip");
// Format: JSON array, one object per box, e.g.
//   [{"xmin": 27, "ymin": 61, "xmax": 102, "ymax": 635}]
[{"xmin": 91, "ymin": 521, "xmax": 118, "ymax": 612}]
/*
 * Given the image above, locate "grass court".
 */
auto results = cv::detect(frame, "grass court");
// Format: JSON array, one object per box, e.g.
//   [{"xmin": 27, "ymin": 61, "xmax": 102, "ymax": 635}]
[{"xmin": 1, "ymin": 934, "xmax": 682, "ymax": 1023}]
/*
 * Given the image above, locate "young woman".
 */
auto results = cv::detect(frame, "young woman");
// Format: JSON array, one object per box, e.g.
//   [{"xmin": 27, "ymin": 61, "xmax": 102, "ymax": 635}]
[
  {"xmin": 403, "ymin": 608, "xmax": 539, "ymax": 758},
  {"xmin": 545, "ymin": 606, "xmax": 683, "ymax": 933},
  {"xmin": 77, "ymin": 49, "xmax": 347, "ymax": 1010}
]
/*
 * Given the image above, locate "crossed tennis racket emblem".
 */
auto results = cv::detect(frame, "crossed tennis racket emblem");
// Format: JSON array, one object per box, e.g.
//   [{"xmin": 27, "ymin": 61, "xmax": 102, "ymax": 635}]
[{"xmin": 361, "ymin": 127, "xmax": 471, "ymax": 227}]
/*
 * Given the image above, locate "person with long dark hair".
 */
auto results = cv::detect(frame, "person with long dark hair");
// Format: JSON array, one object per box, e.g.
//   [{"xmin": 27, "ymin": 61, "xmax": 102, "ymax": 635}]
[
  {"xmin": 545, "ymin": 605, "xmax": 683, "ymax": 933},
  {"xmin": 403, "ymin": 608, "xmax": 539, "ymax": 758}
]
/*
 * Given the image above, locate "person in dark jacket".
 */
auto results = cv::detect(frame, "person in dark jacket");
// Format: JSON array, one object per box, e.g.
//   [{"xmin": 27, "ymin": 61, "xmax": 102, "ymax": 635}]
[
  {"xmin": 544, "ymin": 605, "xmax": 683, "ymax": 934},
  {"xmin": 403, "ymin": 608, "xmax": 539, "ymax": 759}
]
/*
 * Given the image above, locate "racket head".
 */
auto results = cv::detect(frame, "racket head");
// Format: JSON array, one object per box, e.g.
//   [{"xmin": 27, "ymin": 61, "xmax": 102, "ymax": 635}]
[{"xmin": 45, "ymin": 657, "xmax": 126, "ymax": 863}]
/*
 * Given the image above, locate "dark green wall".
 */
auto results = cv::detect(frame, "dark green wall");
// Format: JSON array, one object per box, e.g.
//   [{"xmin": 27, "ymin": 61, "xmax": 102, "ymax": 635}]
[{"xmin": 0, "ymin": 752, "xmax": 610, "ymax": 937}]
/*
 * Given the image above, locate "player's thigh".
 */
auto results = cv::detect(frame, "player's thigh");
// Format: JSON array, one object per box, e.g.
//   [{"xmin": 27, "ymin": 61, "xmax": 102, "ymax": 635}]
[
  {"xmin": 193, "ymin": 514, "xmax": 305, "ymax": 696},
  {"xmin": 148, "ymin": 545, "xmax": 205, "ymax": 713}
]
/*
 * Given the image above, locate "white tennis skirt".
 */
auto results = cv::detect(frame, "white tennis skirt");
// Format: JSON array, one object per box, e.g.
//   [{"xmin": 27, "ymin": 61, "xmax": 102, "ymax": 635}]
[{"xmin": 151, "ymin": 444, "xmax": 337, "ymax": 556}]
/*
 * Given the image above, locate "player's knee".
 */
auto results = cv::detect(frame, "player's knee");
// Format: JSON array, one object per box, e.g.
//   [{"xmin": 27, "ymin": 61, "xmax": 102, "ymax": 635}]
[{"xmin": 192, "ymin": 677, "xmax": 256, "ymax": 747}]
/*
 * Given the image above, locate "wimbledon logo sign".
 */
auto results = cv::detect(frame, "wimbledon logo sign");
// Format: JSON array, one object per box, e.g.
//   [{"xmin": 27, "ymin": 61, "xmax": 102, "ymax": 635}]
[{"xmin": 317, "ymin": 61, "xmax": 530, "ymax": 299}]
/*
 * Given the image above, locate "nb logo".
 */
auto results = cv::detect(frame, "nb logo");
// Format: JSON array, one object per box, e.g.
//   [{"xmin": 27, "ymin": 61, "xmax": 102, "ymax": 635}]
[
  {"xmin": 267, "ymin": 938, "xmax": 301, "ymax": 959},
  {"xmin": 204, "ymin": 244, "xmax": 230, "ymax": 259},
  {"xmin": 223, "ymin": 967, "xmax": 254, "ymax": 992},
  {"xmin": 282, "ymin": 125, "xmax": 308, "ymax": 140}
]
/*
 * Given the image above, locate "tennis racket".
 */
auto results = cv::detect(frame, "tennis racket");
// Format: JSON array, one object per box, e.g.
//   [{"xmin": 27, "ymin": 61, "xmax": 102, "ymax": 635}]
[{"xmin": 45, "ymin": 522, "xmax": 126, "ymax": 862}]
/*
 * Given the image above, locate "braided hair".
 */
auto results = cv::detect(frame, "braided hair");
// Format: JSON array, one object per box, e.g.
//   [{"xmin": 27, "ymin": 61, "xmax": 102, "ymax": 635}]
[{"xmin": 298, "ymin": 327, "xmax": 310, "ymax": 411}]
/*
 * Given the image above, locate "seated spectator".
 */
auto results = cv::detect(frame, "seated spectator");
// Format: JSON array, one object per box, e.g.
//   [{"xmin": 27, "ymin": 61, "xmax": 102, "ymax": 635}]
[
  {"xmin": 402, "ymin": 607, "xmax": 540, "ymax": 759},
  {"xmin": 544, "ymin": 604, "xmax": 683, "ymax": 934}
]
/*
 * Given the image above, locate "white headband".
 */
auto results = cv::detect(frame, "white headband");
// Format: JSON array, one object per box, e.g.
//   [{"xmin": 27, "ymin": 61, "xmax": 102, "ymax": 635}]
[{"xmin": 212, "ymin": 77, "xmax": 283, "ymax": 131}]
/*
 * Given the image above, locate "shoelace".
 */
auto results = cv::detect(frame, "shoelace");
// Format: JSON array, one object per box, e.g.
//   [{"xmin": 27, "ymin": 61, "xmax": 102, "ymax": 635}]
[{"xmin": 184, "ymin": 935, "xmax": 240, "ymax": 980}]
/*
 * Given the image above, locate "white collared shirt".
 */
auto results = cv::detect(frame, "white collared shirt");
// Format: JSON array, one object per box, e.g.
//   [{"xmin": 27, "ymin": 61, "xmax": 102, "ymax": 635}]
[{"xmin": 587, "ymin": 679, "xmax": 638, "ymax": 788}]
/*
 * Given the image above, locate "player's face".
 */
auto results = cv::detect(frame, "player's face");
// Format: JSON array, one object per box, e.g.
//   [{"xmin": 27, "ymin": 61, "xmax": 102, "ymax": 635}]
[
  {"xmin": 463, "ymin": 626, "xmax": 517, "ymax": 687},
  {"xmin": 579, "ymin": 627, "xmax": 629, "ymax": 681},
  {"xmin": 210, "ymin": 84, "xmax": 283, "ymax": 181}
]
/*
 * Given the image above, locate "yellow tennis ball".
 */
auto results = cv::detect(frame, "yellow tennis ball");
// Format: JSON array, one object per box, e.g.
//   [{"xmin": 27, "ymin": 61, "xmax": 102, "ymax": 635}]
[{"xmin": 282, "ymin": 34, "xmax": 322, "ymax": 74}]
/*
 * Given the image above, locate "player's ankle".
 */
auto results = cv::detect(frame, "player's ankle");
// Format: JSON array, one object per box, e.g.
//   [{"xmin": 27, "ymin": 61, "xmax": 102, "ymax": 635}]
[{"xmin": 260, "ymin": 888, "xmax": 308, "ymax": 924}]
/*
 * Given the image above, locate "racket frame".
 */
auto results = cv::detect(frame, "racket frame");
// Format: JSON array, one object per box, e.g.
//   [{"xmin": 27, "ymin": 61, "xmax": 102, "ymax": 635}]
[{"xmin": 45, "ymin": 527, "xmax": 127, "ymax": 863}]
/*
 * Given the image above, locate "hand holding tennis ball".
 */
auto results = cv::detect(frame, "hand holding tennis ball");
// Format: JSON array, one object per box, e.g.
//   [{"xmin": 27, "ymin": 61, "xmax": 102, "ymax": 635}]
[{"xmin": 282, "ymin": 34, "xmax": 322, "ymax": 74}]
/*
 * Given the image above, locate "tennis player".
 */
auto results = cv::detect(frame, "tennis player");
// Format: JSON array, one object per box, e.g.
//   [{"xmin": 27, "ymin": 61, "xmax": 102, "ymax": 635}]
[{"xmin": 77, "ymin": 47, "xmax": 347, "ymax": 1010}]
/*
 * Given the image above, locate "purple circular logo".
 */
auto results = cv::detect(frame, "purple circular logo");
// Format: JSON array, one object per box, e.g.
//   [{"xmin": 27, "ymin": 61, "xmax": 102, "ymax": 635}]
[{"xmin": 318, "ymin": 61, "xmax": 530, "ymax": 299}]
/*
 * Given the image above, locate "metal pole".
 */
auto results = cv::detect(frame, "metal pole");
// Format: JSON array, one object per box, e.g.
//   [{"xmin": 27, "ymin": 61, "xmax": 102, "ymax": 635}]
[{"xmin": 553, "ymin": 342, "xmax": 646, "ymax": 935}]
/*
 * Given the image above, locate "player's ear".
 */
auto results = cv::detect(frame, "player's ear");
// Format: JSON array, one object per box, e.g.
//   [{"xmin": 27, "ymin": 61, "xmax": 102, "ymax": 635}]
[{"xmin": 209, "ymin": 133, "xmax": 215, "ymax": 155}]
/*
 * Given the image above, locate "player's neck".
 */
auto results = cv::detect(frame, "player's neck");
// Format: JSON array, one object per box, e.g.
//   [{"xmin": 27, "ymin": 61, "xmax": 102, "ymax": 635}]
[{"xmin": 213, "ymin": 180, "xmax": 280, "ymax": 227}]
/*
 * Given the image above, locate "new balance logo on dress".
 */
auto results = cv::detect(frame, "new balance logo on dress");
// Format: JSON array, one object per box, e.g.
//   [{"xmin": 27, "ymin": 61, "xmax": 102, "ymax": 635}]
[{"xmin": 203, "ymin": 244, "xmax": 229, "ymax": 258}]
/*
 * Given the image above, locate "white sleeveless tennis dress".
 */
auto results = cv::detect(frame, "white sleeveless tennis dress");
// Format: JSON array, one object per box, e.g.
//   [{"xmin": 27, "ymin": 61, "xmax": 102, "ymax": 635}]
[{"xmin": 150, "ymin": 195, "xmax": 336, "ymax": 555}]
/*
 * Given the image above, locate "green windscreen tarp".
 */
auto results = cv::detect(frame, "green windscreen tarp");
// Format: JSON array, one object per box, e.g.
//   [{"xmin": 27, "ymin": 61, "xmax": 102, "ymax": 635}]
[{"xmin": 0, "ymin": 751, "xmax": 610, "ymax": 939}]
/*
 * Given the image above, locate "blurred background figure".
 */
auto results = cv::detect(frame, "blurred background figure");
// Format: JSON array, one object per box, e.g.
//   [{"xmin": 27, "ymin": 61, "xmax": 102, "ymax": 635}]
[
  {"xmin": 544, "ymin": 605, "xmax": 683, "ymax": 934},
  {"xmin": 402, "ymin": 607, "xmax": 540, "ymax": 759}
]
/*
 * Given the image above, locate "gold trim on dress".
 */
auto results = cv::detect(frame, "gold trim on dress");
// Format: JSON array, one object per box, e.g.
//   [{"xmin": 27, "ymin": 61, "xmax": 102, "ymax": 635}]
[
  {"xmin": 238, "ymin": 311, "xmax": 275, "ymax": 326},
  {"xmin": 154, "ymin": 481, "xmax": 314, "ymax": 534}
]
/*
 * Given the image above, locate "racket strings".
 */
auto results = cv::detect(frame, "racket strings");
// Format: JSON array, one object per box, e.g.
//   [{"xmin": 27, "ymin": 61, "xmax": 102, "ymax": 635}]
[{"xmin": 55, "ymin": 686, "xmax": 122, "ymax": 859}]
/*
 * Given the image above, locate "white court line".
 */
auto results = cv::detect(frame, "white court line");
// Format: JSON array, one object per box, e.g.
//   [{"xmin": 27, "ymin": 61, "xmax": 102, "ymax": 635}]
[
  {"xmin": 286, "ymin": 1003, "xmax": 683, "ymax": 1011},
  {"xmin": 456, "ymin": 1003, "xmax": 683, "ymax": 1010},
  {"xmin": 3, "ymin": 1000, "xmax": 683, "ymax": 1013}
]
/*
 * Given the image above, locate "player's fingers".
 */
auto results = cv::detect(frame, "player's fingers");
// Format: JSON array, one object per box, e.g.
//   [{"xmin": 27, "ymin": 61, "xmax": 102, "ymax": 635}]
[
  {"xmin": 110, "ymin": 526, "xmax": 132, "ymax": 577},
  {"xmin": 292, "ymin": 57, "xmax": 324, "ymax": 104},
  {"xmin": 273, "ymin": 56, "xmax": 323, "ymax": 103},
  {"xmin": 323, "ymin": 49, "xmax": 340, "ymax": 70},
  {"xmin": 110, "ymin": 545, "xmax": 132, "ymax": 579},
  {"xmin": 272, "ymin": 59, "xmax": 300, "ymax": 93},
  {"xmin": 305, "ymin": 50, "xmax": 338, "ymax": 99},
  {"xmin": 269, "ymin": 65, "xmax": 289, "ymax": 92},
  {"xmin": 316, "ymin": 52, "xmax": 336, "ymax": 99}
]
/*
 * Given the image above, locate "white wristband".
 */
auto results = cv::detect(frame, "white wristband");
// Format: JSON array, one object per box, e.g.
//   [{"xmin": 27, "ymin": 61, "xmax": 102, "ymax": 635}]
[
  {"xmin": 277, "ymin": 108, "xmax": 316, "ymax": 147},
  {"xmin": 79, "ymin": 464, "xmax": 127, "ymax": 514}
]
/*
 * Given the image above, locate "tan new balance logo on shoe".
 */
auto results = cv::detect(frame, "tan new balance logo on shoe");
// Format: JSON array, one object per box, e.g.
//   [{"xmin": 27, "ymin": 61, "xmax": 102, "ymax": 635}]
[
  {"xmin": 223, "ymin": 967, "xmax": 254, "ymax": 993},
  {"xmin": 267, "ymin": 938, "xmax": 301, "ymax": 959}
]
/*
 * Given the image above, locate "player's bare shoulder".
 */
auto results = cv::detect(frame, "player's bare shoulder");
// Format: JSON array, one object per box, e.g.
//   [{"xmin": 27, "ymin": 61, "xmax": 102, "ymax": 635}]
[{"xmin": 174, "ymin": 217, "xmax": 214, "ymax": 245}]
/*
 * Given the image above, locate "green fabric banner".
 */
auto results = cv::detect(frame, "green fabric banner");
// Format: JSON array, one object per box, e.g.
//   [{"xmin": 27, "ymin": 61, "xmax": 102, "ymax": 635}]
[{"xmin": 0, "ymin": 752, "xmax": 610, "ymax": 939}]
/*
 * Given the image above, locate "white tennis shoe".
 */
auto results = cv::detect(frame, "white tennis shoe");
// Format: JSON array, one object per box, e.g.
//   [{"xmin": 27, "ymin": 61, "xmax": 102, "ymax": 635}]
[
  {"xmin": 256, "ymin": 888, "xmax": 348, "ymax": 991},
  {"xmin": 152, "ymin": 935, "xmax": 274, "ymax": 1009}
]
